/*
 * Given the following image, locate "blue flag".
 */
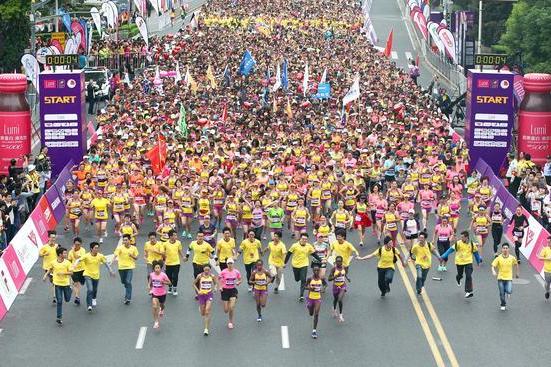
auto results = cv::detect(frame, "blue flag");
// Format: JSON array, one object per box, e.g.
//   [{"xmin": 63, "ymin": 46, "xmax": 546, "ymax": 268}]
[
  {"xmin": 58, "ymin": 8, "xmax": 72, "ymax": 34},
  {"xmin": 239, "ymin": 50, "xmax": 256, "ymax": 76},
  {"xmin": 282, "ymin": 60, "xmax": 289, "ymax": 90},
  {"xmin": 312, "ymin": 83, "xmax": 331, "ymax": 99}
]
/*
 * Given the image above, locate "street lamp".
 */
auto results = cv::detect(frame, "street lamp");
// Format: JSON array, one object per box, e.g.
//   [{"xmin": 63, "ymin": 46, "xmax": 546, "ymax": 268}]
[{"xmin": 477, "ymin": 0, "xmax": 518, "ymax": 54}]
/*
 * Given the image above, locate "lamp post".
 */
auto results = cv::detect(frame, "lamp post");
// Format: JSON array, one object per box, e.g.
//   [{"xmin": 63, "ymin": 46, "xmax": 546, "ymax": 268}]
[{"xmin": 477, "ymin": 0, "xmax": 518, "ymax": 55}]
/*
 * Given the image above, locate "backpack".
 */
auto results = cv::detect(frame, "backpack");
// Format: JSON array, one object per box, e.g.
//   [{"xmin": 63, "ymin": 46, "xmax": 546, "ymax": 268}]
[{"xmin": 378, "ymin": 246, "xmax": 398, "ymax": 263}]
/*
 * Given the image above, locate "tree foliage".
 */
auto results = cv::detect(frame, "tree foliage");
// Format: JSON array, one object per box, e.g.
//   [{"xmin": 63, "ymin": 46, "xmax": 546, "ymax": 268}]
[
  {"xmin": 500, "ymin": 0, "xmax": 551, "ymax": 73},
  {"xmin": 0, "ymin": 0, "xmax": 31, "ymax": 73}
]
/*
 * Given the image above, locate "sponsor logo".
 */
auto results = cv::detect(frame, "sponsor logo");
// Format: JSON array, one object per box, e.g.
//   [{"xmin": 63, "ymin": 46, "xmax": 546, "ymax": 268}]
[
  {"xmin": 44, "ymin": 80, "xmax": 57, "ymax": 89},
  {"xmin": 500, "ymin": 80, "xmax": 510, "ymax": 89},
  {"xmin": 67, "ymin": 79, "xmax": 76, "ymax": 89},
  {"xmin": 477, "ymin": 79, "xmax": 490, "ymax": 88},
  {"xmin": 490, "ymin": 80, "xmax": 499, "ymax": 89},
  {"xmin": 43, "ymin": 96, "xmax": 77, "ymax": 104},
  {"xmin": 58, "ymin": 80, "xmax": 66, "ymax": 89}
]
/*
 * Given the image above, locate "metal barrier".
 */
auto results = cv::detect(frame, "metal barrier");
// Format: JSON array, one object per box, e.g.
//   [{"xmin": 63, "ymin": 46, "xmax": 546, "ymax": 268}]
[{"xmin": 87, "ymin": 53, "xmax": 150, "ymax": 71}]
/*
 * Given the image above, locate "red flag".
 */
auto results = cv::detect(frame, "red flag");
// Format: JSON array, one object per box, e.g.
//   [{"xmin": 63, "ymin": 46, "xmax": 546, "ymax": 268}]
[
  {"xmin": 145, "ymin": 136, "xmax": 167, "ymax": 175},
  {"xmin": 221, "ymin": 102, "xmax": 228, "ymax": 122},
  {"xmin": 383, "ymin": 29, "xmax": 393, "ymax": 58},
  {"xmin": 415, "ymin": 54, "xmax": 420, "ymax": 67}
]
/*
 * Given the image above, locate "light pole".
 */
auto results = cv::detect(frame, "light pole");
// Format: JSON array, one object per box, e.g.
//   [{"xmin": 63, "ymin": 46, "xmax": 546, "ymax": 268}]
[{"xmin": 477, "ymin": 0, "xmax": 517, "ymax": 55}]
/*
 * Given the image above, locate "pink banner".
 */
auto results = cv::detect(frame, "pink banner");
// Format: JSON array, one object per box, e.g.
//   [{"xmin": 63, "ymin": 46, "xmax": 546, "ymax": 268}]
[
  {"xmin": 9, "ymin": 219, "xmax": 41, "ymax": 275},
  {"xmin": 1, "ymin": 246, "xmax": 26, "ymax": 290},
  {"xmin": 71, "ymin": 20, "xmax": 86, "ymax": 52},
  {"xmin": 0, "ymin": 296, "xmax": 7, "ymax": 321},
  {"xmin": 30, "ymin": 205, "xmax": 49, "ymax": 244},
  {"xmin": 0, "ymin": 258, "xmax": 18, "ymax": 309}
]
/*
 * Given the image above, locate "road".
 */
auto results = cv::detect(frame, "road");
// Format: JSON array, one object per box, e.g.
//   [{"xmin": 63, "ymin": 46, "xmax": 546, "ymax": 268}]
[{"xmin": 2, "ymin": 1, "xmax": 548, "ymax": 366}]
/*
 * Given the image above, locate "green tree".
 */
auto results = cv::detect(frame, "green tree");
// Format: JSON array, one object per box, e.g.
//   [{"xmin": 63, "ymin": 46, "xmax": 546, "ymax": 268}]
[
  {"xmin": 0, "ymin": 0, "xmax": 31, "ymax": 73},
  {"xmin": 500, "ymin": 0, "xmax": 551, "ymax": 72}
]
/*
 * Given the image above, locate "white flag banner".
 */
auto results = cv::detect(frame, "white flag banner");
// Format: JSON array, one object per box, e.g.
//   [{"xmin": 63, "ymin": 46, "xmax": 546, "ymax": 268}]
[
  {"xmin": 73, "ymin": 33, "xmax": 82, "ymax": 52},
  {"xmin": 438, "ymin": 27, "xmax": 457, "ymax": 64},
  {"xmin": 133, "ymin": 0, "xmax": 143, "ymax": 16},
  {"xmin": 320, "ymin": 67, "xmax": 327, "ymax": 84},
  {"xmin": 64, "ymin": 38, "xmax": 76, "ymax": 55},
  {"xmin": 124, "ymin": 72, "xmax": 131, "ymax": 85},
  {"xmin": 107, "ymin": 1, "xmax": 119, "ymax": 27},
  {"xmin": 190, "ymin": 11, "xmax": 199, "ymax": 29},
  {"xmin": 135, "ymin": 16, "xmax": 149, "ymax": 48},
  {"xmin": 272, "ymin": 63, "xmax": 281, "ymax": 92},
  {"xmin": 148, "ymin": 0, "xmax": 160, "ymax": 15},
  {"xmin": 90, "ymin": 7, "xmax": 102, "ymax": 37},
  {"xmin": 302, "ymin": 63, "xmax": 309, "ymax": 97},
  {"xmin": 102, "ymin": 3, "xmax": 114, "ymax": 29},
  {"xmin": 21, "ymin": 54, "xmax": 40, "ymax": 91},
  {"xmin": 427, "ymin": 22, "xmax": 445, "ymax": 55},
  {"xmin": 175, "ymin": 61, "xmax": 182, "ymax": 82},
  {"xmin": 342, "ymin": 75, "xmax": 360, "ymax": 106}
]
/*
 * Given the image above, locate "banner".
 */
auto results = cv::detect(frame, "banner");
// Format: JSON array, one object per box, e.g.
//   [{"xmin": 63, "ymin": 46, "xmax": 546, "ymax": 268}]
[
  {"xmin": 239, "ymin": 50, "xmax": 256, "ymax": 76},
  {"xmin": 149, "ymin": 0, "xmax": 160, "ymax": 15},
  {"xmin": 9, "ymin": 219, "xmax": 41, "ymax": 275},
  {"xmin": 411, "ymin": 10, "xmax": 428, "ymax": 40},
  {"xmin": 465, "ymin": 70, "xmax": 515, "ymax": 174},
  {"xmin": 108, "ymin": 1, "xmax": 119, "ymax": 27},
  {"xmin": 71, "ymin": 21, "xmax": 85, "ymax": 52},
  {"xmin": 102, "ymin": 2, "xmax": 115, "ymax": 29},
  {"xmin": 44, "ymin": 186, "xmax": 65, "ymax": 223},
  {"xmin": 135, "ymin": 16, "xmax": 149, "ymax": 48},
  {"xmin": 312, "ymin": 82, "xmax": 331, "ymax": 99},
  {"xmin": 0, "ymin": 258, "xmax": 18, "ymax": 309},
  {"xmin": 438, "ymin": 27, "xmax": 457, "ymax": 64},
  {"xmin": 427, "ymin": 21, "xmax": 445, "ymax": 54},
  {"xmin": 53, "ymin": 159, "xmax": 76, "ymax": 195},
  {"xmin": 342, "ymin": 75, "xmax": 360, "ymax": 106},
  {"xmin": 1, "ymin": 245, "xmax": 26, "ymax": 290},
  {"xmin": 59, "ymin": 9, "xmax": 72, "ymax": 34},
  {"xmin": 39, "ymin": 71, "xmax": 86, "ymax": 177},
  {"xmin": 90, "ymin": 7, "xmax": 102, "ymax": 37}
]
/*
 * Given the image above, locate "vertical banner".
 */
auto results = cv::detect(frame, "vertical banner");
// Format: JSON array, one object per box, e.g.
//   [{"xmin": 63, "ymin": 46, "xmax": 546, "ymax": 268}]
[
  {"xmin": 90, "ymin": 7, "xmax": 102, "ymax": 37},
  {"xmin": 39, "ymin": 71, "xmax": 86, "ymax": 178},
  {"xmin": 44, "ymin": 186, "xmax": 66, "ymax": 223},
  {"xmin": 465, "ymin": 70, "xmax": 515, "ymax": 174},
  {"xmin": 135, "ymin": 16, "xmax": 149, "ymax": 48},
  {"xmin": 1, "ymin": 246, "xmax": 26, "ymax": 290},
  {"xmin": 0, "ymin": 259, "xmax": 18, "ymax": 310},
  {"xmin": 9, "ymin": 220, "xmax": 41, "ymax": 275}
]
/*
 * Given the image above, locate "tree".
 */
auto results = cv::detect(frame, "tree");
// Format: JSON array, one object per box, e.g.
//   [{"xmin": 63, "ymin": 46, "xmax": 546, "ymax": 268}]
[
  {"xmin": 500, "ymin": 0, "xmax": 551, "ymax": 72},
  {"xmin": 0, "ymin": 0, "xmax": 31, "ymax": 73}
]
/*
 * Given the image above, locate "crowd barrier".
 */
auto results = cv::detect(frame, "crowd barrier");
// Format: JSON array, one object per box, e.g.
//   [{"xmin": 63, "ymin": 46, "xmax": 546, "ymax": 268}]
[
  {"xmin": 0, "ymin": 160, "xmax": 75, "ymax": 320},
  {"xmin": 474, "ymin": 158, "xmax": 549, "ymax": 277}
]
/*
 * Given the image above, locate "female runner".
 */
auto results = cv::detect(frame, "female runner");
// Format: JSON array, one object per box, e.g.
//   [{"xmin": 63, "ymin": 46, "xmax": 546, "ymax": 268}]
[
  {"xmin": 353, "ymin": 195, "xmax": 371, "ymax": 247},
  {"xmin": 471, "ymin": 206, "xmax": 490, "ymax": 259},
  {"xmin": 306, "ymin": 266, "xmax": 327, "ymax": 339},
  {"xmin": 193, "ymin": 265, "xmax": 218, "ymax": 335},
  {"xmin": 328, "ymin": 256, "xmax": 350, "ymax": 323},
  {"xmin": 292, "ymin": 198, "xmax": 311, "ymax": 239},
  {"xmin": 148, "ymin": 260, "xmax": 171, "ymax": 329},
  {"xmin": 249, "ymin": 260, "xmax": 272, "ymax": 322}
]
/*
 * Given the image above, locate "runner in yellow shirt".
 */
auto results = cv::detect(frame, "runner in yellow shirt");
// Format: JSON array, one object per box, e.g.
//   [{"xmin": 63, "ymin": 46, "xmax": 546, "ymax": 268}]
[
  {"xmin": 216, "ymin": 227, "xmax": 236, "ymax": 270},
  {"xmin": 91, "ymin": 190, "xmax": 111, "ymax": 243},
  {"xmin": 284, "ymin": 233, "xmax": 322, "ymax": 302},
  {"xmin": 239, "ymin": 230, "xmax": 262, "ymax": 292},
  {"xmin": 72, "ymin": 241, "xmax": 114, "ymax": 312},
  {"xmin": 144, "ymin": 232, "xmax": 165, "ymax": 276},
  {"xmin": 114, "ymin": 234, "xmax": 139, "ymax": 304},
  {"xmin": 491, "ymin": 243, "xmax": 519, "ymax": 310},
  {"xmin": 409, "ymin": 232, "xmax": 441, "ymax": 294},
  {"xmin": 43, "ymin": 247, "xmax": 72, "ymax": 326},
  {"xmin": 358, "ymin": 236, "xmax": 405, "ymax": 297},
  {"xmin": 164, "ymin": 230, "xmax": 186, "ymax": 296},
  {"xmin": 328, "ymin": 229, "xmax": 359, "ymax": 272},
  {"xmin": 187, "ymin": 232, "xmax": 215, "ymax": 279},
  {"xmin": 536, "ymin": 236, "xmax": 551, "ymax": 299},
  {"xmin": 68, "ymin": 237, "xmax": 86, "ymax": 306},
  {"xmin": 262, "ymin": 231, "xmax": 286, "ymax": 294},
  {"xmin": 39, "ymin": 230, "xmax": 59, "ymax": 303}
]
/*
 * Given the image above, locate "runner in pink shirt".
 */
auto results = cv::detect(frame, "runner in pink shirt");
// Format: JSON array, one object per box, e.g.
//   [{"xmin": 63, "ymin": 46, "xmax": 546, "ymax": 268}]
[
  {"xmin": 417, "ymin": 184, "xmax": 436, "ymax": 231},
  {"xmin": 218, "ymin": 258, "xmax": 242, "ymax": 329},
  {"xmin": 433, "ymin": 217, "xmax": 455, "ymax": 271},
  {"xmin": 148, "ymin": 260, "xmax": 171, "ymax": 329}
]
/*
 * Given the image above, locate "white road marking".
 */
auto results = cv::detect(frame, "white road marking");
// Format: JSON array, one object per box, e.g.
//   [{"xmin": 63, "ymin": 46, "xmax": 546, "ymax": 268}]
[
  {"xmin": 19, "ymin": 278, "xmax": 32, "ymax": 294},
  {"xmin": 391, "ymin": 51, "xmax": 398, "ymax": 60},
  {"xmin": 405, "ymin": 52, "xmax": 413, "ymax": 61},
  {"xmin": 534, "ymin": 274, "xmax": 545, "ymax": 289},
  {"xmin": 279, "ymin": 274, "xmax": 285, "ymax": 291},
  {"xmin": 135, "ymin": 326, "xmax": 148, "ymax": 349},
  {"xmin": 281, "ymin": 325, "xmax": 290, "ymax": 349}
]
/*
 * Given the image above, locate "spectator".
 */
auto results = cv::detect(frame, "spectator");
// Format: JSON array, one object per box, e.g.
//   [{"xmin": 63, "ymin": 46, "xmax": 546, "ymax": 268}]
[{"xmin": 35, "ymin": 147, "xmax": 52, "ymax": 195}]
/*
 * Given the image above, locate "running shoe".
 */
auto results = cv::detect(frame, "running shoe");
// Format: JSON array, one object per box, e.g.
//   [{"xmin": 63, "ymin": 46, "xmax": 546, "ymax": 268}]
[
  {"xmin": 159, "ymin": 309, "xmax": 164, "ymax": 317},
  {"xmin": 56, "ymin": 318, "xmax": 63, "ymax": 326},
  {"xmin": 456, "ymin": 277, "xmax": 461, "ymax": 287},
  {"xmin": 99, "ymin": 238, "xmax": 103, "ymax": 244},
  {"xmin": 359, "ymin": 242, "xmax": 364, "ymax": 247},
  {"xmin": 437, "ymin": 265, "xmax": 443, "ymax": 272},
  {"xmin": 465, "ymin": 292, "xmax": 474, "ymax": 298},
  {"xmin": 500, "ymin": 306, "xmax": 506, "ymax": 311},
  {"xmin": 52, "ymin": 298, "xmax": 57, "ymax": 304},
  {"xmin": 186, "ymin": 233, "xmax": 192, "ymax": 239},
  {"xmin": 168, "ymin": 286, "xmax": 173, "ymax": 295},
  {"xmin": 182, "ymin": 231, "xmax": 187, "ymax": 237},
  {"xmin": 172, "ymin": 291, "xmax": 178, "ymax": 296},
  {"xmin": 311, "ymin": 330, "xmax": 318, "ymax": 339},
  {"xmin": 274, "ymin": 288, "xmax": 279, "ymax": 294},
  {"xmin": 417, "ymin": 288, "xmax": 422, "ymax": 295},
  {"xmin": 124, "ymin": 299, "xmax": 131, "ymax": 305},
  {"xmin": 257, "ymin": 316, "xmax": 262, "ymax": 322},
  {"xmin": 153, "ymin": 321, "xmax": 160, "ymax": 329},
  {"xmin": 338, "ymin": 315, "xmax": 344, "ymax": 323},
  {"xmin": 74, "ymin": 297, "xmax": 80, "ymax": 306},
  {"xmin": 332, "ymin": 309, "xmax": 338, "ymax": 318},
  {"xmin": 228, "ymin": 322, "xmax": 234, "ymax": 329},
  {"xmin": 442, "ymin": 266, "xmax": 447, "ymax": 272},
  {"xmin": 248, "ymin": 286, "xmax": 253, "ymax": 292},
  {"xmin": 545, "ymin": 292, "xmax": 549, "ymax": 300},
  {"xmin": 87, "ymin": 306, "xmax": 93, "ymax": 312},
  {"xmin": 299, "ymin": 296, "xmax": 305, "ymax": 302},
  {"xmin": 204, "ymin": 328, "xmax": 209, "ymax": 336},
  {"xmin": 92, "ymin": 298, "xmax": 97, "ymax": 307}
]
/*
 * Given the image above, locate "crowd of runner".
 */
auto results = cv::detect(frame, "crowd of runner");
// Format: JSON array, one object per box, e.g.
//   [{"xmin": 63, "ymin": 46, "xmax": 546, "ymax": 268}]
[{"xmin": 36, "ymin": 0, "xmax": 551, "ymax": 337}]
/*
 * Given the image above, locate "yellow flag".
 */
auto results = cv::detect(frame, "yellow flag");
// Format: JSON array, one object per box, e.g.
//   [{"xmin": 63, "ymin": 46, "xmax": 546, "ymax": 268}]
[
  {"xmin": 286, "ymin": 97, "xmax": 293, "ymax": 119},
  {"xmin": 206, "ymin": 65, "xmax": 217, "ymax": 89},
  {"xmin": 186, "ymin": 70, "xmax": 198, "ymax": 95}
]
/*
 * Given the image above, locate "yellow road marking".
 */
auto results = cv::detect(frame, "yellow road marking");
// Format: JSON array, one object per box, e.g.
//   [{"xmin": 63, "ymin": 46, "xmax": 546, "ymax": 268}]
[
  {"xmin": 397, "ymin": 243, "xmax": 460, "ymax": 367},
  {"xmin": 395, "ymin": 261, "xmax": 446, "ymax": 367}
]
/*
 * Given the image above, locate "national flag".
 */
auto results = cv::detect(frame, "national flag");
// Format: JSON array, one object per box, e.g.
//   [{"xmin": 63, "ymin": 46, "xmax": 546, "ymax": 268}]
[
  {"xmin": 302, "ymin": 63, "xmax": 309, "ymax": 97},
  {"xmin": 320, "ymin": 68, "xmax": 327, "ymax": 84},
  {"xmin": 513, "ymin": 73, "xmax": 525, "ymax": 104},
  {"xmin": 145, "ymin": 136, "xmax": 168, "ymax": 175},
  {"xmin": 286, "ymin": 97, "xmax": 293, "ymax": 119},
  {"xmin": 175, "ymin": 61, "xmax": 182, "ymax": 82},
  {"xmin": 239, "ymin": 50, "xmax": 256, "ymax": 76},
  {"xmin": 273, "ymin": 97, "xmax": 278, "ymax": 113},
  {"xmin": 206, "ymin": 64, "xmax": 217, "ymax": 88},
  {"xmin": 282, "ymin": 59, "xmax": 289, "ymax": 90},
  {"xmin": 176, "ymin": 104, "xmax": 188, "ymax": 138},
  {"xmin": 383, "ymin": 29, "xmax": 393, "ymax": 58},
  {"xmin": 342, "ymin": 74, "xmax": 360, "ymax": 106},
  {"xmin": 272, "ymin": 63, "xmax": 281, "ymax": 92},
  {"xmin": 223, "ymin": 64, "xmax": 232, "ymax": 87}
]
